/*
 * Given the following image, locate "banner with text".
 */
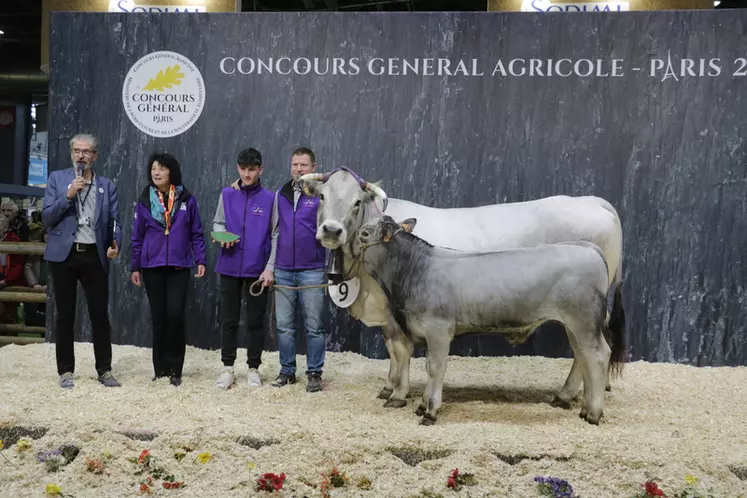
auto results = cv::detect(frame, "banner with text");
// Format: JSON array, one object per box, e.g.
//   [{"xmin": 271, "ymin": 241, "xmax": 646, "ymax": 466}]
[{"xmin": 49, "ymin": 11, "xmax": 747, "ymax": 366}]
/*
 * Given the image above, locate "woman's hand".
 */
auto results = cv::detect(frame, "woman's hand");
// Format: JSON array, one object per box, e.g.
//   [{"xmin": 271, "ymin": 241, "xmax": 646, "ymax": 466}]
[
  {"xmin": 130, "ymin": 271, "xmax": 142, "ymax": 286},
  {"xmin": 195, "ymin": 264, "xmax": 206, "ymax": 278}
]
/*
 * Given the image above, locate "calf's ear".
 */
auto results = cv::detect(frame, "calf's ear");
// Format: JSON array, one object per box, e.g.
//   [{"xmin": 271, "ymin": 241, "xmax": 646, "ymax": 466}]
[
  {"xmin": 400, "ymin": 218, "xmax": 417, "ymax": 233},
  {"xmin": 383, "ymin": 223, "xmax": 395, "ymax": 243}
]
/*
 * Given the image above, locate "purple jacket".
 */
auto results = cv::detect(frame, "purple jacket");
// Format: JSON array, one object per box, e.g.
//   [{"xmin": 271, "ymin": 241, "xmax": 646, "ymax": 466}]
[
  {"xmin": 130, "ymin": 186, "xmax": 207, "ymax": 271},
  {"xmin": 275, "ymin": 180, "xmax": 326, "ymax": 271},
  {"xmin": 214, "ymin": 181, "xmax": 275, "ymax": 278}
]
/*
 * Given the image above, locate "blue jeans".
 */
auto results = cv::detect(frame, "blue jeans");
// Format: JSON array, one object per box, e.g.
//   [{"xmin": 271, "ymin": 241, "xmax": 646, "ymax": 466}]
[{"xmin": 275, "ymin": 269, "xmax": 326, "ymax": 376}]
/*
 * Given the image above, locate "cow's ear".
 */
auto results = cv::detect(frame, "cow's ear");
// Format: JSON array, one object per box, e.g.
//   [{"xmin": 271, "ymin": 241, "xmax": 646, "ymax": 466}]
[
  {"xmin": 298, "ymin": 178, "xmax": 320, "ymax": 197},
  {"xmin": 400, "ymin": 218, "xmax": 417, "ymax": 233}
]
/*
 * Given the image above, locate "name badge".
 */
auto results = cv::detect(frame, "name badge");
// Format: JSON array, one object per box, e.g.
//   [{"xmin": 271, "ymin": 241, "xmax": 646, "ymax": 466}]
[
  {"xmin": 328, "ymin": 277, "xmax": 360, "ymax": 308},
  {"xmin": 180, "ymin": 204, "xmax": 187, "ymax": 211}
]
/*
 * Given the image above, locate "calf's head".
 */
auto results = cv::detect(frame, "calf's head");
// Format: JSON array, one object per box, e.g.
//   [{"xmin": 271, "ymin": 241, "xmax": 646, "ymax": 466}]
[
  {"xmin": 298, "ymin": 168, "xmax": 388, "ymax": 250},
  {"xmin": 355, "ymin": 216, "xmax": 418, "ymax": 256}
]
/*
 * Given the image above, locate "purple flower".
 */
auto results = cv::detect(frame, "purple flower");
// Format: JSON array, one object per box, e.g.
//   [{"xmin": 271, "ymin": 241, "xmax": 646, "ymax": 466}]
[{"xmin": 534, "ymin": 476, "xmax": 576, "ymax": 498}]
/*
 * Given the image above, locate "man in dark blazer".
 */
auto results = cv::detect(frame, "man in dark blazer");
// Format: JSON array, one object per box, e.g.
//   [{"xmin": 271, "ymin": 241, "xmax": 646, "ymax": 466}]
[{"xmin": 42, "ymin": 133, "xmax": 122, "ymax": 388}]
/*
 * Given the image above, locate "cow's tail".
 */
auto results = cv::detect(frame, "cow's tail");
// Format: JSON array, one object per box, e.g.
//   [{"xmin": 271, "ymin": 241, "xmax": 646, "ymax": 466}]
[
  {"xmin": 595, "ymin": 197, "xmax": 626, "ymax": 379},
  {"xmin": 606, "ymin": 249, "xmax": 626, "ymax": 380}
]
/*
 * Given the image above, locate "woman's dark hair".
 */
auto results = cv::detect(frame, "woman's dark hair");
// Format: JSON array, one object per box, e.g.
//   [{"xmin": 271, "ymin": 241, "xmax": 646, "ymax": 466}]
[{"xmin": 148, "ymin": 152, "xmax": 182, "ymax": 186}]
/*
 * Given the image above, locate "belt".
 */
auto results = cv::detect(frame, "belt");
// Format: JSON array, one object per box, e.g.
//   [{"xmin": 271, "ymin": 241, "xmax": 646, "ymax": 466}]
[{"xmin": 74, "ymin": 243, "xmax": 96, "ymax": 252}]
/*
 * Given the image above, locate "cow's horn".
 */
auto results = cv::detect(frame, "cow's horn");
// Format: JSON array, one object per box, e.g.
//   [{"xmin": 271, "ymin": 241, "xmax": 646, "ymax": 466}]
[
  {"xmin": 364, "ymin": 182, "xmax": 388, "ymax": 210},
  {"xmin": 299, "ymin": 173, "xmax": 325, "ymax": 182}
]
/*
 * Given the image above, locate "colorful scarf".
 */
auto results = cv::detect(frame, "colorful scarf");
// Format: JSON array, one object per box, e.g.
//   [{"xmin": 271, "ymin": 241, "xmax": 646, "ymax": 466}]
[{"xmin": 149, "ymin": 185, "xmax": 182, "ymax": 234}]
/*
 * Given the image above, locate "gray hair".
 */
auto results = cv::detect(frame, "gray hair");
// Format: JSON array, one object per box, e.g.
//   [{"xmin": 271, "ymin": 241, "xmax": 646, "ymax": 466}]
[
  {"xmin": 69, "ymin": 134, "xmax": 99, "ymax": 152},
  {"xmin": 0, "ymin": 214, "xmax": 8, "ymax": 233},
  {"xmin": 1, "ymin": 201, "xmax": 19, "ymax": 215}
]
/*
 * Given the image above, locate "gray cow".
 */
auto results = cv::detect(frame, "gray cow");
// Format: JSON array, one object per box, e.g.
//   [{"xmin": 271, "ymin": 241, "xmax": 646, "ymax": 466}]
[{"xmin": 353, "ymin": 216, "xmax": 626, "ymax": 426}]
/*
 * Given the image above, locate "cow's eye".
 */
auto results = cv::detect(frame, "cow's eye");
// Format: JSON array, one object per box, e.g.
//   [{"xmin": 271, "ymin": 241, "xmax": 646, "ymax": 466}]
[
  {"xmin": 320, "ymin": 194, "xmax": 324, "ymax": 201},
  {"xmin": 354, "ymin": 200, "xmax": 361, "ymax": 208}
]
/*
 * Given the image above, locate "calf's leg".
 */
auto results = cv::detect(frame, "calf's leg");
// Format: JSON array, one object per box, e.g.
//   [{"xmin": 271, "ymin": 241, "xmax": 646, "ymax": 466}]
[
  {"xmin": 568, "ymin": 322, "xmax": 611, "ymax": 425},
  {"xmin": 419, "ymin": 335, "xmax": 450, "ymax": 425}
]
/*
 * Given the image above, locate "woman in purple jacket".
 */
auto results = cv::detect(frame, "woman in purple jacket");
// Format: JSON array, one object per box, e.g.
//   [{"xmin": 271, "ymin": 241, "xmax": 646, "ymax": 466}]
[{"xmin": 130, "ymin": 152, "xmax": 207, "ymax": 386}]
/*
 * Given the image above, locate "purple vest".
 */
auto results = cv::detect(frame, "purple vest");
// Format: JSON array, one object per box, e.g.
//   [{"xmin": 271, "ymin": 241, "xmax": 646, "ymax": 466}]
[
  {"xmin": 214, "ymin": 182, "xmax": 275, "ymax": 278},
  {"xmin": 275, "ymin": 181, "xmax": 326, "ymax": 271}
]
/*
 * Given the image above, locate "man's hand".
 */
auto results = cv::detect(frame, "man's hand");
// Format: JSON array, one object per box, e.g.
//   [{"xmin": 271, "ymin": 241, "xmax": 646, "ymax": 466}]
[
  {"xmin": 195, "ymin": 264, "xmax": 206, "ymax": 278},
  {"xmin": 130, "ymin": 271, "xmax": 142, "ymax": 286},
  {"xmin": 211, "ymin": 235, "xmax": 238, "ymax": 248},
  {"xmin": 258, "ymin": 269, "xmax": 274, "ymax": 288},
  {"xmin": 66, "ymin": 176, "xmax": 86, "ymax": 200},
  {"xmin": 32, "ymin": 283, "xmax": 47, "ymax": 293},
  {"xmin": 106, "ymin": 240, "xmax": 119, "ymax": 259}
]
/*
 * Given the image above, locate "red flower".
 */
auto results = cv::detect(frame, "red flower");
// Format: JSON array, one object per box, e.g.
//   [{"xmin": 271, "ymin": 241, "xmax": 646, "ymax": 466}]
[
  {"xmin": 138, "ymin": 450, "xmax": 151, "ymax": 464},
  {"xmin": 139, "ymin": 483, "xmax": 152, "ymax": 494},
  {"xmin": 447, "ymin": 477, "xmax": 457, "ymax": 489},
  {"xmin": 644, "ymin": 481, "xmax": 666, "ymax": 497},
  {"xmin": 256, "ymin": 472, "xmax": 286, "ymax": 492}
]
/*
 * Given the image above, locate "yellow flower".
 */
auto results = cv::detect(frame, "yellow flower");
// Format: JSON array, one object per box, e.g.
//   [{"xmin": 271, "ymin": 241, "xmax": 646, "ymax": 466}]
[
  {"xmin": 685, "ymin": 474, "xmax": 699, "ymax": 486},
  {"xmin": 0, "ymin": 440, "xmax": 4, "ymax": 450},
  {"xmin": 247, "ymin": 461, "xmax": 256, "ymax": 470},
  {"xmin": 45, "ymin": 483, "xmax": 62, "ymax": 496},
  {"xmin": 196, "ymin": 452, "xmax": 212, "ymax": 464},
  {"xmin": 16, "ymin": 439, "xmax": 31, "ymax": 452}
]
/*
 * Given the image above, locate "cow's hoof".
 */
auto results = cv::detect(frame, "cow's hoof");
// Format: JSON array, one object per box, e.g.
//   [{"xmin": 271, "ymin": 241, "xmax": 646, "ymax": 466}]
[
  {"xmin": 384, "ymin": 398, "xmax": 407, "ymax": 408},
  {"xmin": 605, "ymin": 384, "xmax": 612, "ymax": 392},
  {"xmin": 579, "ymin": 407, "xmax": 589, "ymax": 419},
  {"xmin": 377, "ymin": 388, "xmax": 393, "ymax": 400},
  {"xmin": 585, "ymin": 413, "xmax": 602, "ymax": 425},
  {"xmin": 420, "ymin": 414, "xmax": 437, "ymax": 426},
  {"xmin": 550, "ymin": 396, "xmax": 572, "ymax": 410},
  {"xmin": 415, "ymin": 405, "xmax": 426, "ymax": 417}
]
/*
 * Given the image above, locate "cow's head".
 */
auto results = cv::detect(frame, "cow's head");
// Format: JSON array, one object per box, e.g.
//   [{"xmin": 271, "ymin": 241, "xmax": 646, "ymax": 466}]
[{"xmin": 298, "ymin": 167, "xmax": 388, "ymax": 249}]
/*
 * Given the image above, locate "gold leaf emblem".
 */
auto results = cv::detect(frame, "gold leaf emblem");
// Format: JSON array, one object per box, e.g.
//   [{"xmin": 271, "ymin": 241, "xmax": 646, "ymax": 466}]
[{"xmin": 142, "ymin": 64, "xmax": 185, "ymax": 91}]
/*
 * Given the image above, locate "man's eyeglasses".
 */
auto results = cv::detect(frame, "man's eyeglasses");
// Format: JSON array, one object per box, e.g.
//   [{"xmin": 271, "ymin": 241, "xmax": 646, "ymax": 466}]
[{"xmin": 72, "ymin": 148, "xmax": 95, "ymax": 156}]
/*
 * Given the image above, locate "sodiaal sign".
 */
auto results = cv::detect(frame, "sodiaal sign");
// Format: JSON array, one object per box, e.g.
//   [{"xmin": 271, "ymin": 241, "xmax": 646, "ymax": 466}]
[
  {"xmin": 522, "ymin": 0, "xmax": 629, "ymax": 11},
  {"xmin": 109, "ymin": 1, "xmax": 206, "ymax": 12},
  {"xmin": 122, "ymin": 51, "xmax": 206, "ymax": 138}
]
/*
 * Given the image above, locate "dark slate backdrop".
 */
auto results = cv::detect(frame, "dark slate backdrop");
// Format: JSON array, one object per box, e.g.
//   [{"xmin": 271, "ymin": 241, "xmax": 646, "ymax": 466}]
[{"xmin": 47, "ymin": 11, "xmax": 747, "ymax": 366}]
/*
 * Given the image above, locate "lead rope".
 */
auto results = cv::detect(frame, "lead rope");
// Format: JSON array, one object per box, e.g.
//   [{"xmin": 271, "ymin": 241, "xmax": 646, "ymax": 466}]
[
  {"xmin": 248, "ymin": 250, "xmax": 369, "ymax": 297},
  {"xmin": 249, "ymin": 197, "xmax": 387, "ymax": 297}
]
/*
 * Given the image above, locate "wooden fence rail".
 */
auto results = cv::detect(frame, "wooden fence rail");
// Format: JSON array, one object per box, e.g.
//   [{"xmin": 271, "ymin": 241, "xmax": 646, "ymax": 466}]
[{"xmin": 0, "ymin": 241, "xmax": 48, "ymax": 346}]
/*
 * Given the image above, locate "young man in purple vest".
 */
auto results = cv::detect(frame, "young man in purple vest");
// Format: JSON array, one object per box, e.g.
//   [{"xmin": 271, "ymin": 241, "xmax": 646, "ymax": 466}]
[
  {"xmin": 271, "ymin": 147, "xmax": 327, "ymax": 392},
  {"xmin": 213, "ymin": 148, "xmax": 276, "ymax": 389}
]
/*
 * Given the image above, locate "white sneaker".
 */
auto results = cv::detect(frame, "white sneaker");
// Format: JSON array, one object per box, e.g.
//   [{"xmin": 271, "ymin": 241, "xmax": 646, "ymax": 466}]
[
  {"xmin": 247, "ymin": 368, "xmax": 262, "ymax": 387},
  {"xmin": 216, "ymin": 367, "xmax": 235, "ymax": 390}
]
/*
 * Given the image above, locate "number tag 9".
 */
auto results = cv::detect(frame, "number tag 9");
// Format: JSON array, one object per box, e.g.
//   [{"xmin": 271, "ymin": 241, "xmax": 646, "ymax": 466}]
[{"xmin": 328, "ymin": 277, "xmax": 360, "ymax": 308}]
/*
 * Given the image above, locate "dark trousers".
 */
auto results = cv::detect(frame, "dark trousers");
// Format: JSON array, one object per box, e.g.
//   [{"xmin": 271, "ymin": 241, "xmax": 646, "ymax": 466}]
[
  {"xmin": 142, "ymin": 267, "xmax": 190, "ymax": 378},
  {"xmin": 220, "ymin": 275, "xmax": 267, "ymax": 369},
  {"xmin": 49, "ymin": 245, "xmax": 112, "ymax": 376}
]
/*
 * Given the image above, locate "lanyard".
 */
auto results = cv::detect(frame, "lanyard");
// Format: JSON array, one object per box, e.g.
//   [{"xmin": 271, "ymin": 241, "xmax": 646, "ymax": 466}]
[
  {"xmin": 156, "ymin": 184, "xmax": 175, "ymax": 235},
  {"xmin": 76, "ymin": 172, "xmax": 95, "ymax": 217}
]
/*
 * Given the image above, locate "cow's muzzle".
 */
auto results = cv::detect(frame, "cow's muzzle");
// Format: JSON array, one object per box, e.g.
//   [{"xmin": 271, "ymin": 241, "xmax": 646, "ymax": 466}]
[{"xmin": 317, "ymin": 221, "xmax": 346, "ymax": 248}]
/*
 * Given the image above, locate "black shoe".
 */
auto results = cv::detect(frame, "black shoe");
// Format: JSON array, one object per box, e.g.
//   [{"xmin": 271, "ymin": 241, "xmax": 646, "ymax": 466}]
[
  {"xmin": 306, "ymin": 373, "xmax": 323, "ymax": 393},
  {"xmin": 271, "ymin": 373, "xmax": 296, "ymax": 387},
  {"xmin": 170, "ymin": 376, "xmax": 182, "ymax": 387}
]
